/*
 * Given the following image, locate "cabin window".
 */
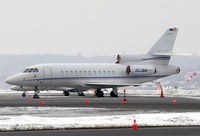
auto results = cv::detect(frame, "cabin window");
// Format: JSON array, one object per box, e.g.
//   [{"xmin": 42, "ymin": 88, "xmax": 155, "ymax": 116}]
[
  {"xmin": 33, "ymin": 68, "xmax": 39, "ymax": 72},
  {"xmin": 75, "ymin": 71, "xmax": 77, "ymax": 74},
  {"xmin": 98, "ymin": 71, "xmax": 101, "ymax": 75},
  {"xmin": 107, "ymin": 71, "xmax": 110, "ymax": 75},
  {"xmin": 103, "ymin": 71, "xmax": 106, "ymax": 75},
  {"xmin": 70, "ymin": 71, "xmax": 73, "ymax": 75},
  {"xmin": 28, "ymin": 68, "xmax": 33, "ymax": 73},
  {"xmin": 79, "ymin": 71, "xmax": 82, "ymax": 74},
  {"xmin": 88, "ymin": 71, "xmax": 91, "ymax": 75},
  {"xmin": 61, "ymin": 71, "xmax": 64, "ymax": 74},
  {"xmin": 93, "ymin": 71, "xmax": 96, "ymax": 75},
  {"xmin": 84, "ymin": 71, "xmax": 87, "ymax": 75},
  {"xmin": 112, "ymin": 71, "xmax": 115, "ymax": 75},
  {"xmin": 65, "ymin": 71, "xmax": 68, "ymax": 75}
]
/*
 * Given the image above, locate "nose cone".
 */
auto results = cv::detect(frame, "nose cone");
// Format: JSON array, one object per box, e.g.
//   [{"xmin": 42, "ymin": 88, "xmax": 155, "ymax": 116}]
[
  {"xmin": 5, "ymin": 76, "xmax": 18, "ymax": 85},
  {"xmin": 5, "ymin": 74, "xmax": 24, "ymax": 85}
]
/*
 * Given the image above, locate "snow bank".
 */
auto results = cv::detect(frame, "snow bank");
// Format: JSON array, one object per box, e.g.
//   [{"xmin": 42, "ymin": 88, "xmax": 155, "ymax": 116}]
[
  {"xmin": 0, "ymin": 112, "xmax": 200, "ymax": 131},
  {"xmin": 117, "ymin": 88, "xmax": 200, "ymax": 98},
  {"xmin": 0, "ymin": 107, "xmax": 111, "ymax": 117}
]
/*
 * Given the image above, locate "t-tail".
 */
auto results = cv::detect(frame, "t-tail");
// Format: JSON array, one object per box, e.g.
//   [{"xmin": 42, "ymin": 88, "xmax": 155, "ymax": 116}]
[
  {"xmin": 147, "ymin": 27, "xmax": 178, "ymax": 65},
  {"xmin": 116, "ymin": 27, "xmax": 178, "ymax": 65}
]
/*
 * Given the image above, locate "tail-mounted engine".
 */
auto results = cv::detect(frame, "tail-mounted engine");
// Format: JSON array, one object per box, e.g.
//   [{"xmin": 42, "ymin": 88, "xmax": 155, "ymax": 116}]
[{"xmin": 126, "ymin": 65, "xmax": 156, "ymax": 76}]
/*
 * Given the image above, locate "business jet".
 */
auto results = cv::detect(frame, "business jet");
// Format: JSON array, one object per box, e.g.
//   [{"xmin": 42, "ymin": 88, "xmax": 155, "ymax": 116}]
[{"xmin": 5, "ymin": 28, "xmax": 180, "ymax": 98}]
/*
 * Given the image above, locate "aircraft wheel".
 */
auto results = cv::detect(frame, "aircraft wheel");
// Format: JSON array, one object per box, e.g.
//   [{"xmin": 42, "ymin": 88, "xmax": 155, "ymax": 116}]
[
  {"xmin": 78, "ymin": 91, "xmax": 85, "ymax": 96},
  {"xmin": 63, "ymin": 91, "xmax": 69, "ymax": 96},
  {"xmin": 22, "ymin": 92, "xmax": 26, "ymax": 97},
  {"xmin": 96, "ymin": 90, "xmax": 104, "ymax": 97},
  {"xmin": 110, "ymin": 91, "xmax": 118, "ymax": 97},
  {"xmin": 33, "ymin": 94, "xmax": 40, "ymax": 99}
]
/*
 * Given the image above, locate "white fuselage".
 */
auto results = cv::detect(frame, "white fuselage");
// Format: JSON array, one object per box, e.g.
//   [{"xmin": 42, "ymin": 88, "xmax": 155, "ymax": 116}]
[{"xmin": 5, "ymin": 63, "xmax": 179, "ymax": 90}]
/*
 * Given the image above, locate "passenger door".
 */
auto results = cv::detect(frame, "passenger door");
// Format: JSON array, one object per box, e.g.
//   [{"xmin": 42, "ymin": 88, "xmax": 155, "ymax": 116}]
[{"xmin": 43, "ymin": 67, "xmax": 52, "ymax": 86}]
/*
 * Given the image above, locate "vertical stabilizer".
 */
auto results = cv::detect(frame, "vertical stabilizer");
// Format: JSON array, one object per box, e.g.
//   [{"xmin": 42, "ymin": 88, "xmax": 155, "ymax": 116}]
[
  {"xmin": 147, "ymin": 27, "xmax": 178, "ymax": 65},
  {"xmin": 148, "ymin": 28, "xmax": 178, "ymax": 55}
]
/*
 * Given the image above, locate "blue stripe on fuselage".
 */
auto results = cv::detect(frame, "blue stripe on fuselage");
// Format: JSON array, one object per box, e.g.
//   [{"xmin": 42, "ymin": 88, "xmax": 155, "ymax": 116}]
[
  {"xmin": 24, "ymin": 75, "xmax": 169, "ymax": 82},
  {"xmin": 135, "ymin": 56, "xmax": 170, "ymax": 62}
]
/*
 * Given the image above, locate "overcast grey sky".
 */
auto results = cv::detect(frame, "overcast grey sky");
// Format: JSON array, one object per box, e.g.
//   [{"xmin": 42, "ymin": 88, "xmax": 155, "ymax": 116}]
[{"xmin": 0, "ymin": 0, "xmax": 199, "ymax": 56}]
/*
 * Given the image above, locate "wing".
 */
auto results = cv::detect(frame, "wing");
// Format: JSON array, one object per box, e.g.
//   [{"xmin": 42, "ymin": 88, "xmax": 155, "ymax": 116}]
[{"xmin": 85, "ymin": 82, "xmax": 141, "ymax": 88}]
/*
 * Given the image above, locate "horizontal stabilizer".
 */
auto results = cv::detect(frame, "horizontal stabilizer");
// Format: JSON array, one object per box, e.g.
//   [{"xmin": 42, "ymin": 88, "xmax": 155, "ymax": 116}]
[{"xmin": 152, "ymin": 52, "xmax": 192, "ymax": 56}]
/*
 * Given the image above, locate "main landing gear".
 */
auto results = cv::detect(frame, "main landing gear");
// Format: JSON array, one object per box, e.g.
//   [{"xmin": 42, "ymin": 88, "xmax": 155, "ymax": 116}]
[
  {"xmin": 63, "ymin": 91, "xmax": 70, "ymax": 96},
  {"xmin": 33, "ymin": 87, "xmax": 40, "ymax": 99},
  {"xmin": 96, "ymin": 89, "xmax": 104, "ymax": 97},
  {"xmin": 110, "ymin": 88, "xmax": 118, "ymax": 97},
  {"xmin": 78, "ymin": 90, "xmax": 85, "ymax": 96}
]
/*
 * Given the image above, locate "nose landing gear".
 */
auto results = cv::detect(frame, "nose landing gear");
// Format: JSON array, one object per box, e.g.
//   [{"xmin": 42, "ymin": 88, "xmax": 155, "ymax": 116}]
[
  {"xmin": 22, "ymin": 92, "xmax": 26, "ymax": 97},
  {"xmin": 33, "ymin": 93, "xmax": 40, "ymax": 99},
  {"xmin": 33, "ymin": 87, "xmax": 40, "ymax": 99},
  {"xmin": 20, "ymin": 86, "xmax": 27, "ymax": 97},
  {"xmin": 78, "ymin": 90, "xmax": 85, "ymax": 96}
]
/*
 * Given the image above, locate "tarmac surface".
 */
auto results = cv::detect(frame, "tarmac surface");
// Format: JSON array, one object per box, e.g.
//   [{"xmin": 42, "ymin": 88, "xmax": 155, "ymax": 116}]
[
  {"xmin": 0, "ymin": 93, "xmax": 199, "ymax": 113},
  {"xmin": 0, "ymin": 127, "xmax": 200, "ymax": 136},
  {"xmin": 0, "ymin": 92, "xmax": 199, "ymax": 136}
]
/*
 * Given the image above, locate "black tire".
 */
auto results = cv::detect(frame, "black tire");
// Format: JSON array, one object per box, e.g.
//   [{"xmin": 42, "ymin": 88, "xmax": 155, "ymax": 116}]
[
  {"xmin": 22, "ymin": 93, "xmax": 26, "ymax": 97},
  {"xmin": 78, "ymin": 92, "xmax": 85, "ymax": 96},
  {"xmin": 96, "ymin": 91, "xmax": 104, "ymax": 97},
  {"xmin": 110, "ymin": 91, "xmax": 118, "ymax": 97},
  {"xmin": 64, "ymin": 91, "xmax": 69, "ymax": 96},
  {"xmin": 33, "ymin": 94, "xmax": 40, "ymax": 99}
]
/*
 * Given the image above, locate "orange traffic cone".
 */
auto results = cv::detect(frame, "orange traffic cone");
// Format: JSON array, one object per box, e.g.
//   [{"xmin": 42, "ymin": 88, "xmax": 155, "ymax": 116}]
[
  {"xmin": 173, "ymin": 99, "xmax": 176, "ymax": 104},
  {"xmin": 28, "ymin": 96, "xmax": 31, "ymax": 102},
  {"xmin": 122, "ymin": 89, "xmax": 127, "ymax": 104},
  {"xmin": 94, "ymin": 90, "xmax": 96, "ymax": 97},
  {"xmin": 122, "ymin": 99, "xmax": 127, "ymax": 104},
  {"xmin": 132, "ymin": 119, "xmax": 138, "ymax": 129},
  {"xmin": 85, "ymin": 100, "xmax": 89, "ymax": 104},
  {"xmin": 160, "ymin": 87, "xmax": 164, "ymax": 98}
]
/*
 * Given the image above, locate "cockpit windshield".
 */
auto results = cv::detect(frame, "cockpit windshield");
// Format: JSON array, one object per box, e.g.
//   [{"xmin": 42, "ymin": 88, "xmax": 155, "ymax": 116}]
[
  {"xmin": 28, "ymin": 68, "xmax": 33, "ymax": 72},
  {"xmin": 23, "ymin": 68, "xmax": 30, "ymax": 73},
  {"xmin": 23, "ymin": 68, "xmax": 39, "ymax": 73},
  {"xmin": 33, "ymin": 68, "xmax": 39, "ymax": 72}
]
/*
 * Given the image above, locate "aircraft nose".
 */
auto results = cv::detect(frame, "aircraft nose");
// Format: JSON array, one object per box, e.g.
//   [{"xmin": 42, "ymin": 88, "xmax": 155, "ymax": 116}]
[
  {"xmin": 5, "ymin": 76, "xmax": 17, "ymax": 85},
  {"xmin": 5, "ymin": 74, "xmax": 23, "ymax": 85}
]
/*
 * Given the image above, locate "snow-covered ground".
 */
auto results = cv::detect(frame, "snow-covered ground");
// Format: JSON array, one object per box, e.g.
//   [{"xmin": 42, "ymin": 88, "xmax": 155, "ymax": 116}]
[
  {"xmin": 120, "ymin": 88, "xmax": 200, "ymax": 98},
  {"xmin": 0, "ymin": 88, "xmax": 200, "ymax": 131},
  {"xmin": 0, "ymin": 107, "xmax": 200, "ymax": 131}
]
